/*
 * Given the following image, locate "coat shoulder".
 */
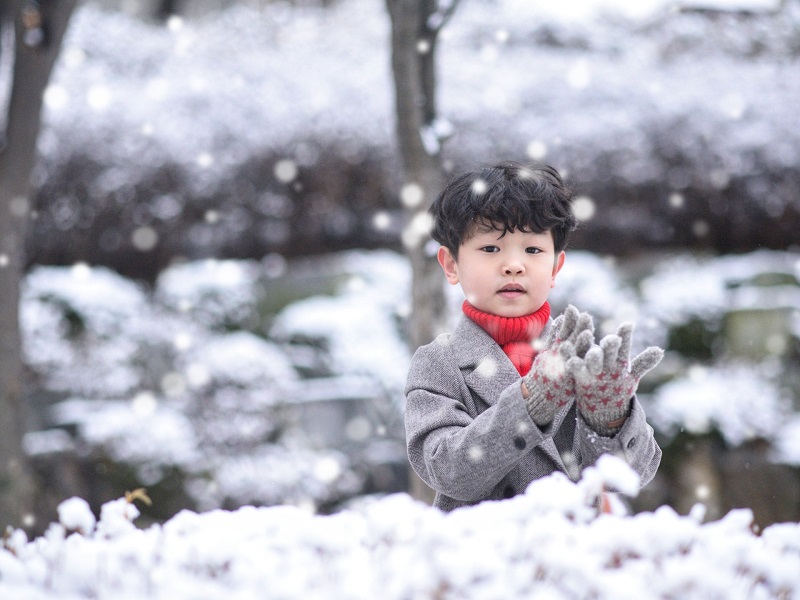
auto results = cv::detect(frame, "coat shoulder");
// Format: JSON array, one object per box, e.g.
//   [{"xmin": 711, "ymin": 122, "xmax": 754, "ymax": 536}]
[{"xmin": 406, "ymin": 333, "xmax": 457, "ymax": 392}]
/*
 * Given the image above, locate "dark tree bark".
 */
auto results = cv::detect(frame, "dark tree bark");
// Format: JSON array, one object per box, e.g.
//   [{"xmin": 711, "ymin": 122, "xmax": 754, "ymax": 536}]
[
  {"xmin": 156, "ymin": 0, "xmax": 183, "ymax": 20},
  {"xmin": 386, "ymin": 0, "xmax": 458, "ymax": 503},
  {"xmin": 385, "ymin": 0, "xmax": 458, "ymax": 351},
  {"xmin": 0, "ymin": 0, "xmax": 77, "ymax": 530}
]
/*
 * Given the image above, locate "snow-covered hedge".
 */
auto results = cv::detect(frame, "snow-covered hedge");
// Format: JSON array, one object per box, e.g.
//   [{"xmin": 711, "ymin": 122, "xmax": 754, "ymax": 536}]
[
  {"xmin": 2, "ymin": 456, "xmax": 799, "ymax": 599},
  {"xmin": 21, "ymin": 253, "xmax": 409, "ymax": 513},
  {"xmin": 29, "ymin": 0, "xmax": 800, "ymax": 272},
  {"xmin": 19, "ymin": 247, "xmax": 800, "ymax": 521}
]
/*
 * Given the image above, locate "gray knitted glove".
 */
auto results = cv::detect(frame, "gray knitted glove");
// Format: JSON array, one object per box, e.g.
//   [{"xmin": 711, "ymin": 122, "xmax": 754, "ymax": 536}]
[
  {"xmin": 568, "ymin": 322, "xmax": 664, "ymax": 437},
  {"xmin": 522, "ymin": 305, "xmax": 594, "ymax": 427}
]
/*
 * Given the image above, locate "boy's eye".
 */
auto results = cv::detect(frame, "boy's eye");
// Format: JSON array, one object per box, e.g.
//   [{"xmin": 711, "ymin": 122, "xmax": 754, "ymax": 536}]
[
  {"xmin": 526, "ymin": 247, "xmax": 542, "ymax": 254},
  {"xmin": 480, "ymin": 246, "xmax": 500, "ymax": 253}
]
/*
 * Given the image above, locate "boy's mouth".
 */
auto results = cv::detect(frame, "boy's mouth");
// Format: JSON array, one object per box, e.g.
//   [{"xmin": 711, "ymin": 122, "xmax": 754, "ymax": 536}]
[{"xmin": 498, "ymin": 284, "xmax": 525, "ymax": 296}]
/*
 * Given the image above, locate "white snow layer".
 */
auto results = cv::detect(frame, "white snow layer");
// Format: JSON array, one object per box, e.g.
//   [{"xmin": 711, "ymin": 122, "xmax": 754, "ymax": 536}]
[
  {"xmin": 20, "ymin": 248, "xmax": 800, "ymax": 472},
  {"xmin": 40, "ymin": 0, "xmax": 800, "ymax": 194},
  {"xmin": 1, "ymin": 456, "xmax": 798, "ymax": 600}
]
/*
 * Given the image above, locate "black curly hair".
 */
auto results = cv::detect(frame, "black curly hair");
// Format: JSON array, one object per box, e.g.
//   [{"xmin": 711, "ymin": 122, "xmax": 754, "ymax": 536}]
[{"xmin": 429, "ymin": 162, "xmax": 577, "ymax": 259}]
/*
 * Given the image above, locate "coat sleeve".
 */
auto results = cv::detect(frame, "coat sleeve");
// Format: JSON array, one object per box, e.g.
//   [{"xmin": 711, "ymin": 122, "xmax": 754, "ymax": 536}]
[
  {"xmin": 404, "ymin": 339, "xmax": 548, "ymax": 502},
  {"xmin": 573, "ymin": 396, "xmax": 662, "ymax": 488}
]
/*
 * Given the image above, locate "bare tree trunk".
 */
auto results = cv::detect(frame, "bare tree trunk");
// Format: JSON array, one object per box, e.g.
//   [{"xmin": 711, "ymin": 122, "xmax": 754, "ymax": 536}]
[
  {"xmin": 0, "ymin": 0, "xmax": 77, "ymax": 530},
  {"xmin": 386, "ymin": 0, "xmax": 459, "ymax": 350},
  {"xmin": 156, "ymin": 0, "xmax": 183, "ymax": 20},
  {"xmin": 386, "ymin": 0, "xmax": 458, "ymax": 503}
]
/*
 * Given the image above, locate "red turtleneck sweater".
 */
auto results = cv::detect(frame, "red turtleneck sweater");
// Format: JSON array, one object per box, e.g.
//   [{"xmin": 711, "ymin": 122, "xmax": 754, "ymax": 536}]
[{"xmin": 462, "ymin": 301, "xmax": 551, "ymax": 376}]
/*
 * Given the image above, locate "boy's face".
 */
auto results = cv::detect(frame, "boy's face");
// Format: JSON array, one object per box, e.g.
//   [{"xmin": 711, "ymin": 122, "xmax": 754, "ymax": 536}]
[{"xmin": 437, "ymin": 225, "xmax": 565, "ymax": 318}]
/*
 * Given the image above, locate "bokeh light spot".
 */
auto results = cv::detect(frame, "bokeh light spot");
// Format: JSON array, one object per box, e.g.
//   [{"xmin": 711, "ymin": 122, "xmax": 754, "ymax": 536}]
[
  {"xmin": 372, "ymin": 211, "xmax": 391, "ymax": 231},
  {"xmin": 400, "ymin": 183, "xmax": 424, "ymax": 208},
  {"xmin": 572, "ymin": 196, "xmax": 596, "ymax": 222},
  {"xmin": 526, "ymin": 140, "xmax": 548, "ymax": 161},
  {"xmin": 132, "ymin": 227, "xmax": 158, "ymax": 251},
  {"xmin": 274, "ymin": 159, "xmax": 298, "ymax": 183},
  {"xmin": 669, "ymin": 193, "xmax": 685, "ymax": 209}
]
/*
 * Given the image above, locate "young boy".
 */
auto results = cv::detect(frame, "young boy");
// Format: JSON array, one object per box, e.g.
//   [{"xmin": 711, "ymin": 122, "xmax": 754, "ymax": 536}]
[{"xmin": 404, "ymin": 162, "xmax": 663, "ymax": 511}]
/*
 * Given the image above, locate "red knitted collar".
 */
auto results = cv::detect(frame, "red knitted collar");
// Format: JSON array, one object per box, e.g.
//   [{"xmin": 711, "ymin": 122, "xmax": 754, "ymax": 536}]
[{"xmin": 462, "ymin": 300, "xmax": 551, "ymax": 376}]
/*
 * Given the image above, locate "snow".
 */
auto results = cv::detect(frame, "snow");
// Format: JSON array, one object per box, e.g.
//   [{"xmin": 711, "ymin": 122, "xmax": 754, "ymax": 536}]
[
  {"xmin": 639, "ymin": 250, "xmax": 800, "ymax": 325},
  {"xmin": 771, "ymin": 414, "xmax": 800, "ymax": 466},
  {"xmin": 1, "ymin": 456, "xmax": 799, "ymax": 599},
  {"xmin": 648, "ymin": 362, "xmax": 791, "ymax": 445},
  {"xmin": 20, "ymin": 247, "xmax": 800, "ymax": 494},
  {"xmin": 269, "ymin": 249, "xmax": 412, "ymax": 394},
  {"xmin": 20, "ymin": 256, "xmax": 387, "ymax": 510},
  {"xmin": 37, "ymin": 0, "xmax": 800, "ymax": 215},
  {"xmin": 56, "ymin": 498, "xmax": 96, "ymax": 536},
  {"xmin": 6, "ymin": 0, "xmax": 800, "ymax": 595},
  {"xmin": 154, "ymin": 259, "xmax": 263, "ymax": 329}
]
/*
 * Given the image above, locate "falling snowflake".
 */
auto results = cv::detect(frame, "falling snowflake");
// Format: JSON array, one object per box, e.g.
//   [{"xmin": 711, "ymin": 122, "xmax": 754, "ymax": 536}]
[
  {"xmin": 401, "ymin": 211, "xmax": 433, "ymax": 250},
  {"xmin": 475, "ymin": 356, "xmax": 498, "ymax": 378},
  {"xmin": 526, "ymin": 140, "xmax": 548, "ymax": 161},
  {"xmin": 471, "ymin": 178, "xmax": 488, "ymax": 195},
  {"xmin": 668, "ymin": 192, "xmax": 685, "ymax": 209},
  {"xmin": 274, "ymin": 159, "xmax": 298, "ymax": 183},
  {"xmin": 86, "ymin": 84, "xmax": 112, "ymax": 111},
  {"xmin": 131, "ymin": 226, "xmax": 158, "ymax": 251},
  {"xmin": 372, "ymin": 211, "xmax": 391, "ymax": 231},
  {"xmin": 44, "ymin": 84, "xmax": 69, "ymax": 111},
  {"xmin": 400, "ymin": 183, "xmax": 424, "ymax": 208},
  {"xmin": 468, "ymin": 445, "xmax": 484, "ymax": 462},
  {"xmin": 566, "ymin": 59, "xmax": 591, "ymax": 89},
  {"xmin": 572, "ymin": 196, "xmax": 596, "ymax": 222},
  {"xmin": 196, "ymin": 152, "xmax": 214, "ymax": 168}
]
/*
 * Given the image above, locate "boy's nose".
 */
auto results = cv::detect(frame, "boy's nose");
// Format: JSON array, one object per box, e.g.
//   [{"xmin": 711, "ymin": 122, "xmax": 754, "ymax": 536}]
[{"xmin": 503, "ymin": 262, "xmax": 524, "ymax": 275}]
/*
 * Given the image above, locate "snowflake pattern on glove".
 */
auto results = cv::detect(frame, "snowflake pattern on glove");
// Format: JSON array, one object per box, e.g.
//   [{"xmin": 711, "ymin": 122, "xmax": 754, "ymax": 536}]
[
  {"xmin": 568, "ymin": 322, "xmax": 663, "ymax": 437},
  {"xmin": 523, "ymin": 305, "xmax": 594, "ymax": 427}
]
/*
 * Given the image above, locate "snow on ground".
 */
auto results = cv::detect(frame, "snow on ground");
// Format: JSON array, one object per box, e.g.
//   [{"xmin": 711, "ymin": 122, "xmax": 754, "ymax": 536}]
[{"xmin": 1, "ymin": 456, "xmax": 799, "ymax": 600}]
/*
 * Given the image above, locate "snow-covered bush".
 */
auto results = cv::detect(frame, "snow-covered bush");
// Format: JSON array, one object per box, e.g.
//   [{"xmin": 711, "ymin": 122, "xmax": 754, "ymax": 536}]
[
  {"xmin": 19, "ymin": 246, "xmax": 800, "ymax": 525},
  {"xmin": 269, "ymin": 249, "xmax": 411, "ymax": 392},
  {"xmin": 21, "ymin": 258, "xmax": 390, "ymax": 515},
  {"xmin": 28, "ymin": 0, "xmax": 800, "ymax": 273},
  {"xmin": 1, "ymin": 456, "xmax": 799, "ymax": 599},
  {"xmin": 22, "ymin": 264, "xmax": 153, "ymax": 397},
  {"xmin": 649, "ymin": 363, "xmax": 793, "ymax": 447},
  {"xmin": 154, "ymin": 259, "xmax": 264, "ymax": 330}
]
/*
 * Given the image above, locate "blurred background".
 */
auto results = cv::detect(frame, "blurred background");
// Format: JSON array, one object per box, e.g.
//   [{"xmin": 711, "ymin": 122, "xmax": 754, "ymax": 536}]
[{"xmin": 1, "ymin": 0, "xmax": 798, "ymax": 532}]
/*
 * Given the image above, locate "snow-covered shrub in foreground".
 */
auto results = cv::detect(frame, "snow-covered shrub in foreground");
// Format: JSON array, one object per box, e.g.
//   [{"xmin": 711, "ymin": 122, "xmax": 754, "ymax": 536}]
[{"xmin": 1, "ymin": 456, "xmax": 798, "ymax": 600}]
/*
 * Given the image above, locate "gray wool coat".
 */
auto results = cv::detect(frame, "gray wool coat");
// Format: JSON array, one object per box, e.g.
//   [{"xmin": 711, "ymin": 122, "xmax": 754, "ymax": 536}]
[{"xmin": 404, "ymin": 315, "xmax": 662, "ymax": 512}]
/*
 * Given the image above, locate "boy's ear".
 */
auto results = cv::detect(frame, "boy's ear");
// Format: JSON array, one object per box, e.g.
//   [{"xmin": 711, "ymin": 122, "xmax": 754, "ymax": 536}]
[
  {"xmin": 550, "ymin": 251, "xmax": 566, "ymax": 288},
  {"xmin": 437, "ymin": 246, "xmax": 460, "ymax": 285}
]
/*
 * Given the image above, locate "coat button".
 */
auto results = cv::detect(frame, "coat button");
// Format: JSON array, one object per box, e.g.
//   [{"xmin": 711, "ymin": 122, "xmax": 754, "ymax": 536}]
[
  {"xmin": 503, "ymin": 485, "xmax": 515, "ymax": 498},
  {"xmin": 513, "ymin": 436, "xmax": 526, "ymax": 450},
  {"xmin": 627, "ymin": 437, "xmax": 637, "ymax": 450}
]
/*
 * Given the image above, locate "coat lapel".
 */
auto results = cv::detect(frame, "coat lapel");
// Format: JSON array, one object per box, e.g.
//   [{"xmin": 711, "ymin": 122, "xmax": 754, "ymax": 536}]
[
  {"xmin": 450, "ymin": 315, "xmax": 568, "ymax": 472},
  {"xmin": 450, "ymin": 316, "xmax": 519, "ymax": 406}
]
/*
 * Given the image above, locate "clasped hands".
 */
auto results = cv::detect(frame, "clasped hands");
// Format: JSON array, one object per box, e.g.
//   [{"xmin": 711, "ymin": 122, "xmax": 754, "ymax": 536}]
[{"xmin": 522, "ymin": 305, "xmax": 663, "ymax": 436}]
